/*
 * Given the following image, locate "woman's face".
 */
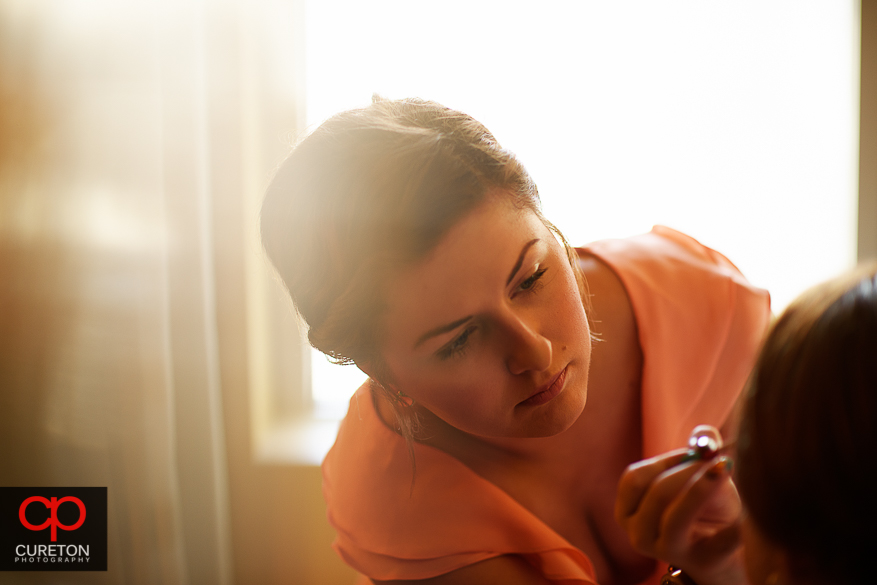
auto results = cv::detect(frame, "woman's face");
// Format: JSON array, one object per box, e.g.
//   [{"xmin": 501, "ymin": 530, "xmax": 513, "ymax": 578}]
[{"xmin": 380, "ymin": 194, "xmax": 591, "ymax": 439}]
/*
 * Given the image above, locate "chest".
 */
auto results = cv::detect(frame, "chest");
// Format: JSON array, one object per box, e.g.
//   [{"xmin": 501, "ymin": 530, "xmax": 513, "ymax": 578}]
[
  {"xmin": 481, "ymin": 269, "xmax": 653, "ymax": 583},
  {"xmin": 495, "ymin": 363, "xmax": 653, "ymax": 585},
  {"xmin": 437, "ymin": 253, "xmax": 655, "ymax": 583}
]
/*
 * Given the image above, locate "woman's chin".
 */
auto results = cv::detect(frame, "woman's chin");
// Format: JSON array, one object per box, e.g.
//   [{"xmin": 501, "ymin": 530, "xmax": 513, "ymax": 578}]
[{"xmin": 518, "ymin": 386, "xmax": 589, "ymax": 438}]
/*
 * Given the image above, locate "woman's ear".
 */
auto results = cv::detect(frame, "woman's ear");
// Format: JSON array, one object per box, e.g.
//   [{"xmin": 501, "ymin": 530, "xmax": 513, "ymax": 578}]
[
  {"xmin": 354, "ymin": 360, "xmax": 385, "ymax": 386},
  {"xmin": 355, "ymin": 361, "xmax": 415, "ymax": 407},
  {"xmin": 354, "ymin": 360, "xmax": 376, "ymax": 381}
]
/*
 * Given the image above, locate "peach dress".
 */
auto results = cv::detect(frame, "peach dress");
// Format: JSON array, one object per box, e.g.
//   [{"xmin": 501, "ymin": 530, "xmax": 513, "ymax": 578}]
[{"xmin": 322, "ymin": 226, "xmax": 771, "ymax": 584}]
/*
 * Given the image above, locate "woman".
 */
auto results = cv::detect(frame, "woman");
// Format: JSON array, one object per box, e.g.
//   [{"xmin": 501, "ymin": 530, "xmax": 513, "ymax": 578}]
[
  {"xmin": 615, "ymin": 265, "xmax": 877, "ymax": 585},
  {"xmin": 261, "ymin": 97, "xmax": 770, "ymax": 584}
]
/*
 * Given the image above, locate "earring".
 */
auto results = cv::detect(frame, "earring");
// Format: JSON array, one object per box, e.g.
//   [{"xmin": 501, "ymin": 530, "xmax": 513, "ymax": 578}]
[{"xmin": 395, "ymin": 390, "xmax": 414, "ymax": 407}]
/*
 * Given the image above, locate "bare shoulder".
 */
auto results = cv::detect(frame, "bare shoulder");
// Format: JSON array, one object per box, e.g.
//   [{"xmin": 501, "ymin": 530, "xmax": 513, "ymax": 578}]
[{"xmin": 372, "ymin": 555, "xmax": 551, "ymax": 585}]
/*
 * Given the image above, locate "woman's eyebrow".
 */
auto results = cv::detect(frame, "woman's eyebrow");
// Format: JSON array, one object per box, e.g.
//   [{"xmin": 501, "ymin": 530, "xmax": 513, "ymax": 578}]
[
  {"xmin": 506, "ymin": 239, "xmax": 540, "ymax": 285},
  {"xmin": 414, "ymin": 315, "xmax": 472, "ymax": 349},
  {"xmin": 413, "ymin": 239, "xmax": 542, "ymax": 350}
]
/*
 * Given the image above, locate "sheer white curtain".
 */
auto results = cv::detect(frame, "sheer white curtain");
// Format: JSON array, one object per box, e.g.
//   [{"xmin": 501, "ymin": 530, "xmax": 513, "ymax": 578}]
[
  {"xmin": 304, "ymin": 0, "xmax": 860, "ymax": 414},
  {"xmin": 0, "ymin": 1, "xmax": 248, "ymax": 583}
]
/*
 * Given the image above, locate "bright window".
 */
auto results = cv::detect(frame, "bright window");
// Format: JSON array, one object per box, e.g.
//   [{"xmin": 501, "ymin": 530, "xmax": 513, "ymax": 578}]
[{"xmin": 304, "ymin": 1, "xmax": 860, "ymax": 415}]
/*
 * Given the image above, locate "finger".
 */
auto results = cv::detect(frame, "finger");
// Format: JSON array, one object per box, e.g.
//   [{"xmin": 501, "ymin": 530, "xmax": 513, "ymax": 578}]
[
  {"xmin": 620, "ymin": 460, "xmax": 707, "ymax": 553},
  {"xmin": 615, "ymin": 448, "xmax": 690, "ymax": 522},
  {"xmin": 690, "ymin": 520, "xmax": 742, "ymax": 563},
  {"xmin": 661, "ymin": 457, "xmax": 739, "ymax": 551}
]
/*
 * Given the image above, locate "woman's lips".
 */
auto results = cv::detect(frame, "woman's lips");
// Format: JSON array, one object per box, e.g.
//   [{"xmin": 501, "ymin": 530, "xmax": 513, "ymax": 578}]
[{"xmin": 518, "ymin": 366, "xmax": 568, "ymax": 407}]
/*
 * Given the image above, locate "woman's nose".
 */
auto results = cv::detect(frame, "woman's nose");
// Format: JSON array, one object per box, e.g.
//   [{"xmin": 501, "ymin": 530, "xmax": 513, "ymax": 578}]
[{"xmin": 504, "ymin": 311, "xmax": 552, "ymax": 375}]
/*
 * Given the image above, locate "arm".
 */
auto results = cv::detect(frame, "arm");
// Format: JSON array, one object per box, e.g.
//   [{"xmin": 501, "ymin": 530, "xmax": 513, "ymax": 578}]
[{"xmin": 373, "ymin": 555, "xmax": 552, "ymax": 585}]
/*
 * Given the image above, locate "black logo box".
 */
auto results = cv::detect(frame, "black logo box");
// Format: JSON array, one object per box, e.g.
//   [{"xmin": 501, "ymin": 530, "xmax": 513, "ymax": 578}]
[{"xmin": 0, "ymin": 487, "xmax": 107, "ymax": 571}]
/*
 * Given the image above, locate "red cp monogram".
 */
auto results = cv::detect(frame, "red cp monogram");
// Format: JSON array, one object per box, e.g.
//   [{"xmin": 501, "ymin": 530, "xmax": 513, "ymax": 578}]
[{"xmin": 19, "ymin": 496, "xmax": 86, "ymax": 542}]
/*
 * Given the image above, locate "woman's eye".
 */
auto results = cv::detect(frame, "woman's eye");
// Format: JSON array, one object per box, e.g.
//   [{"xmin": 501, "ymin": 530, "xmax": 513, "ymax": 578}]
[
  {"xmin": 518, "ymin": 267, "xmax": 548, "ymax": 292},
  {"xmin": 438, "ymin": 326, "xmax": 475, "ymax": 360}
]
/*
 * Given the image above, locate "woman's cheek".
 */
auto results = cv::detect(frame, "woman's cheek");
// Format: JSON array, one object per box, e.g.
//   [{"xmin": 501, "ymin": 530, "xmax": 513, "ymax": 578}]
[{"xmin": 428, "ymin": 366, "xmax": 511, "ymax": 431}]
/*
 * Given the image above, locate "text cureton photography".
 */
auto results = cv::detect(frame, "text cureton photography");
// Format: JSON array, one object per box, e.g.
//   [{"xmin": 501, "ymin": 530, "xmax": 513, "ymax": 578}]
[{"xmin": 0, "ymin": 487, "xmax": 107, "ymax": 571}]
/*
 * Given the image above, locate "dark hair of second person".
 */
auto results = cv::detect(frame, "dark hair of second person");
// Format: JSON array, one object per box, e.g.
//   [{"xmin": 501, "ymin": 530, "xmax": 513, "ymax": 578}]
[{"xmin": 736, "ymin": 264, "xmax": 877, "ymax": 585}]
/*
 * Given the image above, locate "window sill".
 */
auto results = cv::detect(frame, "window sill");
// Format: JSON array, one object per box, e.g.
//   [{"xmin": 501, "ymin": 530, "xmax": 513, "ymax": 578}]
[{"xmin": 256, "ymin": 416, "xmax": 341, "ymax": 466}]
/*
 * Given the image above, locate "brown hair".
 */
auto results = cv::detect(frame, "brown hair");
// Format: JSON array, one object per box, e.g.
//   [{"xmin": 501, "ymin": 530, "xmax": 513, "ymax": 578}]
[
  {"xmin": 261, "ymin": 97, "xmax": 583, "ymax": 434},
  {"xmin": 736, "ymin": 264, "xmax": 877, "ymax": 584}
]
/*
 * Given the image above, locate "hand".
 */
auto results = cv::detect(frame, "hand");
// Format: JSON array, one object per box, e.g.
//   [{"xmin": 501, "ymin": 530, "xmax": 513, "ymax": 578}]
[{"xmin": 615, "ymin": 428, "xmax": 746, "ymax": 585}]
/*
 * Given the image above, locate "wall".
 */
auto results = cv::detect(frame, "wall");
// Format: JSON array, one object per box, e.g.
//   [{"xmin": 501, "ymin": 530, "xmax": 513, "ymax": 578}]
[{"xmin": 861, "ymin": 0, "xmax": 877, "ymax": 262}]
